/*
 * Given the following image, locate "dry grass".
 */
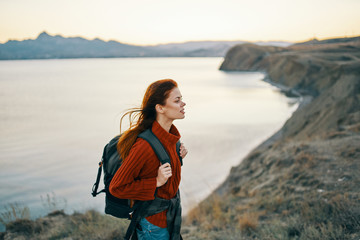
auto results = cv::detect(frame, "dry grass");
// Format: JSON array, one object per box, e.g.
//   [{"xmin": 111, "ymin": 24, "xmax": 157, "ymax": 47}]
[
  {"xmin": 183, "ymin": 135, "xmax": 360, "ymax": 239},
  {"xmin": 295, "ymin": 152, "xmax": 316, "ymax": 169},
  {"xmin": 0, "ymin": 203, "xmax": 30, "ymax": 225},
  {"xmin": 238, "ymin": 212, "xmax": 258, "ymax": 233},
  {"xmin": 185, "ymin": 194, "xmax": 232, "ymax": 231},
  {"xmin": 2, "ymin": 210, "xmax": 129, "ymax": 240}
]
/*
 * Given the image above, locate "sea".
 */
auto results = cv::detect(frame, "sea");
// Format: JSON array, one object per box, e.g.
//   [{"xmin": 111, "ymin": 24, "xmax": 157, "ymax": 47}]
[{"xmin": 0, "ymin": 57, "xmax": 298, "ymax": 228}]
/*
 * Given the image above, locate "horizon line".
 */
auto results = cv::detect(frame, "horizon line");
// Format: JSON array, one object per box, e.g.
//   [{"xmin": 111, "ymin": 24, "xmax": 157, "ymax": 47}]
[{"xmin": 1, "ymin": 31, "xmax": 360, "ymax": 46}]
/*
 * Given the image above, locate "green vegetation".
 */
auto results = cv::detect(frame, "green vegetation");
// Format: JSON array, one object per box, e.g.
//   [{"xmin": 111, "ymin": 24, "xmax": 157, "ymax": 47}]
[
  {"xmin": 1, "ymin": 210, "xmax": 129, "ymax": 240},
  {"xmin": 183, "ymin": 190, "xmax": 360, "ymax": 239},
  {"xmin": 181, "ymin": 134, "xmax": 360, "ymax": 239},
  {"xmin": 1, "ymin": 192, "xmax": 129, "ymax": 239}
]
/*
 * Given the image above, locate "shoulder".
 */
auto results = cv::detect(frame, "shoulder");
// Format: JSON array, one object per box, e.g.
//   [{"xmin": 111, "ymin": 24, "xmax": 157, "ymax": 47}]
[
  {"xmin": 132, "ymin": 137, "xmax": 152, "ymax": 150},
  {"xmin": 127, "ymin": 137, "xmax": 156, "ymax": 159},
  {"xmin": 124, "ymin": 137, "xmax": 159, "ymax": 171}
]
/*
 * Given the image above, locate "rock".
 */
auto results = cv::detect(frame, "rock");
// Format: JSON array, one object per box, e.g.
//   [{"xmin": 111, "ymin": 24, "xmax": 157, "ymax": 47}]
[{"xmin": 186, "ymin": 36, "xmax": 360, "ymax": 239}]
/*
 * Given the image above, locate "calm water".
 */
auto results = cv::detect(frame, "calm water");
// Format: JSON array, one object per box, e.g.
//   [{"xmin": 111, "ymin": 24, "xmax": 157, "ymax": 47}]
[{"xmin": 0, "ymin": 58, "xmax": 297, "ymax": 224}]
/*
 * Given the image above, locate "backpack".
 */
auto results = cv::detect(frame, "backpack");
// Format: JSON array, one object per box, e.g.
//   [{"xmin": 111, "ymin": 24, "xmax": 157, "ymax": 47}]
[{"xmin": 91, "ymin": 128, "xmax": 182, "ymax": 219}]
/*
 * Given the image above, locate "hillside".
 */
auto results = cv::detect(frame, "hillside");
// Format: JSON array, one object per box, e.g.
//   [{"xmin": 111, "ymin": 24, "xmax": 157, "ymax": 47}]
[
  {"xmin": 183, "ymin": 37, "xmax": 360, "ymax": 239},
  {"xmin": 1, "ymin": 36, "xmax": 359, "ymax": 240}
]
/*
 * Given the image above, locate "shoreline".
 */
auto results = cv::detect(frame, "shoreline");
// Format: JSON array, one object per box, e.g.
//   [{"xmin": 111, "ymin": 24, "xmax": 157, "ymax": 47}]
[
  {"xmin": 183, "ymin": 38, "xmax": 360, "ymax": 239},
  {"xmin": 0, "ymin": 58, "xmax": 296, "ymax": 236},
  {"xmin": 3, "ymin": 35, "xmax": 359, "ymax": 237},
  {"xmin": 0, "ymin": 72, "xmax": 298, "ymax": 233},
  {"xmin": 262, "ymin": 76, "xmax": 314, "ymax": 111}
]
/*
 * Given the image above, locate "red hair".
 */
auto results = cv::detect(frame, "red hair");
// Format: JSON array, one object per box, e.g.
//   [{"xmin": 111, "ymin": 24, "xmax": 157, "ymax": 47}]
[{"xmin": 117, "ymin": 79, "xmax": 178, "ymax": 160}]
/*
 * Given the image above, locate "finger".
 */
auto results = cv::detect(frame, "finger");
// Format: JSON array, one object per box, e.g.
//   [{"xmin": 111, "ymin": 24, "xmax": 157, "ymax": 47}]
[
  {"xmin": 162, "ymin": 166, "xmax": 171, "ymax": 172},
  {"xmin": 162, "ymin": 163, "xmax": 170, "ymax": 168},
  {"xmin": 160, "ymin": 163, "xmax": 170, "ymax": 169},
  {"xmin": 162, "ymin": 167, "xmax": 172, "ymax": 173}
]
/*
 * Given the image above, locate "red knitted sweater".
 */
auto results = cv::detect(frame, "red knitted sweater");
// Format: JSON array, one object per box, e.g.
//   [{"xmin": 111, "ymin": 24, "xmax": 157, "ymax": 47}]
[{"xmin": 109, "ymin": 121, "xmax": 181, "ymax": 228}]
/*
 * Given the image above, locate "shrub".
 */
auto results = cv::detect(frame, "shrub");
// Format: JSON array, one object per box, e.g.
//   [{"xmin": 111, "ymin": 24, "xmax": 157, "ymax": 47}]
[
  {"xmin": 0, "ymin": 202, "xmax": 30, "ymax": 225},
  {"xmin": 238, "ymin": 212, "xmax": 258, "ymax": 234}
]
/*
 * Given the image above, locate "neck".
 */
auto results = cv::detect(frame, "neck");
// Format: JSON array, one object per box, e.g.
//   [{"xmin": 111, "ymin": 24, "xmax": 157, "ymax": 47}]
[{"xmin": 156, "ymin": 117, "xmax": 173, "ymax": 132}]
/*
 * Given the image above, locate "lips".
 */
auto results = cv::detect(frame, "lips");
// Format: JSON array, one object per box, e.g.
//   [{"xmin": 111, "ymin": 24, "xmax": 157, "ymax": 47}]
[{"xmin": 180, "ymin": 109, "xmax": 185, "ymax": 114}]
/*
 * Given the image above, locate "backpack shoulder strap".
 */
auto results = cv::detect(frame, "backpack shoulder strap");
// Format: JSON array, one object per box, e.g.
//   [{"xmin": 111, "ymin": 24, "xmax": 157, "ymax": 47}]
[
  {"xmin": 138, "ymin": 129, "xmax": 171, "ymax": 165},
  {"xmin": 176, "ymin": 141, "xmax": 183, "ymax": 166}
]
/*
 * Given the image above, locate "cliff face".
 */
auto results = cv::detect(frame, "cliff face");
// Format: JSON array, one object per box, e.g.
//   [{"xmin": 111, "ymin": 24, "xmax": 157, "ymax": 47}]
[
  {"xmin": 184, "ymin": 37, "xmax": 360, "ymax": 239},
  {"xmin": 221, "ymin": 38, "xmax": 360, "ymax": 140},
  {"xmin": 2, "ymin": 37, "xmax": 359, "ymax": 240},
  {"xmin": 221, "ymin": 39, "xmax": 360, "ymax": 94}
]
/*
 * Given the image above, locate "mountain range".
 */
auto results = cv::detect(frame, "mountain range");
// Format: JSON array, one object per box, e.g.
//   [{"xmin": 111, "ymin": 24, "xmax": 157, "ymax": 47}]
[{"xmin": 0, "ymin": 32, "xmax": 292, "ymax": 60}]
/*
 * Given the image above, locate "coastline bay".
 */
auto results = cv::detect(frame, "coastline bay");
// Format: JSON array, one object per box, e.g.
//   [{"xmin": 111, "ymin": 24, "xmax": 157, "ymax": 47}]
[{"xmin": 0, "ymin": 57, "xmax": 297, "ymax": 228}]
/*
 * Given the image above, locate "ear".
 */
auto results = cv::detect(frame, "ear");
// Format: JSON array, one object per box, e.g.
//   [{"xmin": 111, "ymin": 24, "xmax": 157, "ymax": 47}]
[{"xmin": 155, "ymin": 104, "xmax": 164, "ymax": 114}]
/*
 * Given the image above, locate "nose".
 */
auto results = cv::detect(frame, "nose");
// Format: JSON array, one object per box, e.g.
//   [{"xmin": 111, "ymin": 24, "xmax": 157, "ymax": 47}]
[{"xmin": 182, "ymin": 101, "xmax": 186, "ymax": 106}]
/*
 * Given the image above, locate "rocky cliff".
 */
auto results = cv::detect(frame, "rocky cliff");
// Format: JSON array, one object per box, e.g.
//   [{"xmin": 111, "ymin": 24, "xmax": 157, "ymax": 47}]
[
  {"xmin": 1, "ymin": 37, "xmax": 359, "ymax": 240},
  {"xmin": 184, "ymin": 37, "xmax": 360, "ymax": 239},
  {"xmin": 220, "ymin": 37, "xmax": 360, "ymax": 140}
]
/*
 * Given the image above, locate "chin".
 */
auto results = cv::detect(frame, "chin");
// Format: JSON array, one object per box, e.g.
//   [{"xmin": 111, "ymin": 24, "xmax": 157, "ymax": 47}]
[{"xmin": 174, "ymin": 115, "xmax": 185, "ymax": 120}]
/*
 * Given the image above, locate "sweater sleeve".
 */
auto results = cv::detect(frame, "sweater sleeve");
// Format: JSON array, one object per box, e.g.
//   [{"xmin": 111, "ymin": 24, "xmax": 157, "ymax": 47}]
[{"xmin": 109, "ymin": 139, "xmax": 158, "ymax": 201}]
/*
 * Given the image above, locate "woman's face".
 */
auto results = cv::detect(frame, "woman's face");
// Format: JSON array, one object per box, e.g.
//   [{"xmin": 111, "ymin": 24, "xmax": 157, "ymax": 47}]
[{"xmin": 161, "ymin": 87, "xmax": 186, "ymax": 120}]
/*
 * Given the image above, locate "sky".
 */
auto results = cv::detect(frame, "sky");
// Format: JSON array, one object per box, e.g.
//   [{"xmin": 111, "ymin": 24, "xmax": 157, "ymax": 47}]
[{"xmin": 0, "ymin": 0, "xmax": 359, "ymax": 45}]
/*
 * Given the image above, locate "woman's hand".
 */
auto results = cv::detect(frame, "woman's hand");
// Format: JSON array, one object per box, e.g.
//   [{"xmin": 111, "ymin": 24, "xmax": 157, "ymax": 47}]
[
  {"xmin": 180, "ymin": 143, "xmax": 188, "ymax": 159},
  {"xmin": 156, "ymin": 163, "xmax": 172, "ymax": 187}
]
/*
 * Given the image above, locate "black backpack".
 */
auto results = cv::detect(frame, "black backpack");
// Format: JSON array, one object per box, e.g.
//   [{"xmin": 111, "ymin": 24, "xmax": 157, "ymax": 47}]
[{"xmin": 91, "ymin": 129, "xmax": 182, "ymax": 219}]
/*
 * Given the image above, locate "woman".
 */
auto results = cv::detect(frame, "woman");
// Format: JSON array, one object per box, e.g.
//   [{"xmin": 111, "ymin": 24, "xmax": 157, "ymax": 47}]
[{"xmin": 109, "ymin": 79, "xmax": 188, "ymax": 240}]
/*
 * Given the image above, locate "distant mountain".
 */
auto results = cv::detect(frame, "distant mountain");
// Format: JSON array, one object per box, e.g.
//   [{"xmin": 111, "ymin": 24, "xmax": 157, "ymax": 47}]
[
  {"xmin": 146, "ymin": 40, "xmax": 249, "ymax": 57},
  {"xmin": 293, "ymin": 36, "xmax": 360, "ymax": 46},
  {"xmin": 0, "ymin": 32, "xmax": 293, "ymax": 60},
  {"xmin": 0, "ymin": 32, "xmax": 154, "ymax": 60}
]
